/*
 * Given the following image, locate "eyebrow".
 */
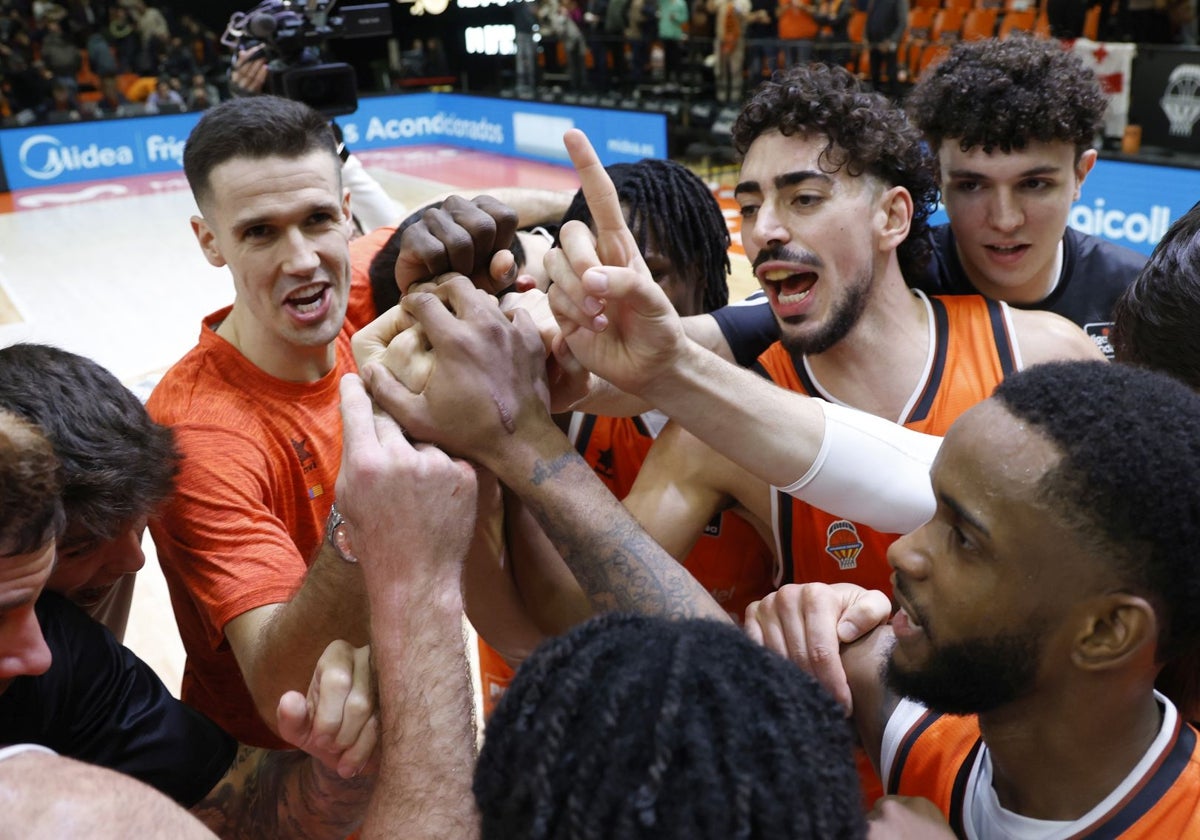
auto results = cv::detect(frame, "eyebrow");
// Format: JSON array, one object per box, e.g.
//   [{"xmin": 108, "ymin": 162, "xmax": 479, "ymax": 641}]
[
  {"xmin": 232, "ymin": 200, "xmax": 342, "ymax": 235},
  {"xmin": 938, "ymin": 492, "xmax": 992, "ymax": 540},
  {"xmin": 0, "ymin": 589, "xmax": 36, "ymax": 613},
  {"xmin": 734, "ymin": 170, "xmax": 832, "ymax": 197},
  {"xmin": 945, "ymin": 164, "xmax": 1062, "ymax": 181}
]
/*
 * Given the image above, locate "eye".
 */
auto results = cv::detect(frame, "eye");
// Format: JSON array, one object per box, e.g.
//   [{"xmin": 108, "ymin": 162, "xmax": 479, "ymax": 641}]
[
  {"xmin": 951, "ymin": 180, "xmax": 981, "ymax": 194},
  {"xmin": 58, "ymin": 539, "xmax": 99, "ymax": 561},
  {"xmin": 737, "ymin": 203, "xmax": 759, "ymax": 219},
  {"xmin": 950, "ymin": 523, "xmax": 976, "ymax": 552},
  {"xmin": 792, "ymin": 193, "xmax": 823, "ymax": 208},
  {"xmin": 308, "ymin": 212, "xmax": 336, "ymax": 225},
  {"xmin": 1019, "ymin": 178, "xmax": 1051, "ymax": 191},
  {"xmin": 243, "ymin": 224, "xmax": 271, "ymax": 241}
]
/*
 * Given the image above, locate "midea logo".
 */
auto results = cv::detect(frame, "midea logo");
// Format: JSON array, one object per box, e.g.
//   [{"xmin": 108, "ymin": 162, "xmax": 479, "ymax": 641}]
[{"xmin": 18, "ymin": 134, "xmax": 134, "ymax": 180}]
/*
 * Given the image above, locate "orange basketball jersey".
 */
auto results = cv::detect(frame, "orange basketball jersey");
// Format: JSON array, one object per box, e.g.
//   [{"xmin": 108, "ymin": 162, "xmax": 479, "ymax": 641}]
[
  {"xmin": 885, "ymin": 698, "xmax": 1200, "ymax": 837},
  {"xmin": 754, "ymin": 292, "xmax": 1020, "ymax": 594},
  {"xmin": 570, "ymin": 412, "xmax": 776, "ymax": 622}
]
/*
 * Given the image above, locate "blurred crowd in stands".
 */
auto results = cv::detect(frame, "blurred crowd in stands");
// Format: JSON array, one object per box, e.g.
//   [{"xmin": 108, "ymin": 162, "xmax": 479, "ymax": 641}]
[
  {"xmin": 527, "ymin": 0, "xmax": 1196, "ymax": 98},
  {"xmin": 0, "ymin": 0, "xmax": 1196, "ymax": 127},
  {"xmin": 0, "ymin": 0, "xmax": 226, "ymax": 125}
]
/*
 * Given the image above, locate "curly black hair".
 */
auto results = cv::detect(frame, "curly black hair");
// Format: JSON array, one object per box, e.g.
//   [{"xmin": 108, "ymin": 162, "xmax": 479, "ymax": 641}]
[
  {"xmin": 1111, "ymin": 200, "xmax": 1200, "ymax": 391},
  {"xmin": 474, "ymin": 612, "xmax": 867, "ymax": 840},
  {"xmin": 732, "ymin": 62, "xmax": 938, "ymax": 281},
  {"xmin": 992, "ymin": 361, "xmax": 1200, "ymax": 662},
  {"xmin": 906, "ymin": 35, "xmax": 1107, "ymax": 160},
  {"xmin": 559, "ymin": 159, "xmax": 731, "ymax": 314},
  {"xmin": 0, "ymin": 344, "xmax": 180, "ymax": 542}
]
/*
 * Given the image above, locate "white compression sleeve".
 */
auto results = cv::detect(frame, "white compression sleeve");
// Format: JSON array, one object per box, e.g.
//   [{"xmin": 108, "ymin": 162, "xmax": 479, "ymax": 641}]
[{"xmin": 777, "ymin": 400, "xmax": 942, "ymax": 534}]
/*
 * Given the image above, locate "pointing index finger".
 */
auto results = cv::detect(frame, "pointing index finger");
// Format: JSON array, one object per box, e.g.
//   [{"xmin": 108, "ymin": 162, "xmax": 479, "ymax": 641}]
[{"xmin": 562, "ymin": 129, "xmax": 645, "ymax": 272}]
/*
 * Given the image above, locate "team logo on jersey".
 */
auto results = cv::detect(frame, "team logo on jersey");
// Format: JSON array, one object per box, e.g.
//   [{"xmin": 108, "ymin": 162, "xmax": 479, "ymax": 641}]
[
  {"xmin": 825, "ymin": 520, "xmax": 863, "ymax": 571},
  {"xmin": 594, "ymin": 447, "xmax": 616, "ymax": 479},
  {"xmin": 1084, "ymin": 321, "xmax": 1115, "ymax": 361},
  {"xmin": 291, "ymin": 437, "xmax": 318, "ymax": 474}
]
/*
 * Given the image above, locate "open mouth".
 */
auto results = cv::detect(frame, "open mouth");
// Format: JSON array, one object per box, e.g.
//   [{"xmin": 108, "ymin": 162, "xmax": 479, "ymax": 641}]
[
  {"xmin": 285, "ymin": 284, "xmax": 329, "ymax": 314},
  {"xmin": 759, "ymin": 267, "xmax": 818, "ymax": 305},
  {"xmin": 984, "ymin": 243, "xmax": 1030, "ymax": 260}
]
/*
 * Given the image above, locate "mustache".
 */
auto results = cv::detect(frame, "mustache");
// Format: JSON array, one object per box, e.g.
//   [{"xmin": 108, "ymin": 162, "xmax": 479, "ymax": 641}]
[{"xmin": 752, "ymin": 245, "xmax": 824, "ymax": 273}]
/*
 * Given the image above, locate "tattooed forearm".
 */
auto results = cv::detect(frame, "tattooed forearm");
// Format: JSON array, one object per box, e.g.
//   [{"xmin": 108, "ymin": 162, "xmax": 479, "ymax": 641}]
[
  {"xmin": 190, "ymin": 745, "xmax": 371, "ymax": 840},
  {"xmin": 530, "ymin": 452, "xmax": 574, "ymax": 487},
  {"xmin": 520, "ymin": 451, "xmax": 729, "ymax": 622}
]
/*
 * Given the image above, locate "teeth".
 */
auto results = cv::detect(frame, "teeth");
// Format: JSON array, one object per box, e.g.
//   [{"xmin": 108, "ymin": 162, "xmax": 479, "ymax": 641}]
[
  {"xmin": 778, "ymin": 289, "xmax": 811, "ymax": 305},
  {"xmin": 991, "ymin": 245, "xmax": 1023, "ymax": 253},
  {"xmin": 762, "ymin": 269, "xmax": 793, "ymax": 281}
]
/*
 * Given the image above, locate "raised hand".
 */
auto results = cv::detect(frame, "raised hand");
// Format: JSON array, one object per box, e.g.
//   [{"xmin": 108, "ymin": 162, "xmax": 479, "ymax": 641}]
[{"xmin": 544, "ymin": 129, "xmax": 689, "ymax": 396}]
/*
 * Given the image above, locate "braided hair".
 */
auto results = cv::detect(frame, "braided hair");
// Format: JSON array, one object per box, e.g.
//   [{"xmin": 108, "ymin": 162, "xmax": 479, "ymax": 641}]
[
  {"xmin": 559, "ymin": 159, "xmax": 731, "ymax": 314},
  {"xmin": 474, "ymin": 613, "xmax": 867, "ymax": 840}
]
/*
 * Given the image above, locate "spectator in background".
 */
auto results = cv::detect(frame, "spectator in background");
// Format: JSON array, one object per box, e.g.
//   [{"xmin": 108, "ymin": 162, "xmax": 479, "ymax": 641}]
[
  {"xmin": 712, "ymin": 0, "xmax": 750, "ymax": 102},
  {"xmin": 812, "ymin": 0, "xmax": 851, "ymax": 69},
  {"xmin": 45, "ymin": 78, "xmax": 80, "ymax": 120},
  {"xmin": 144, "ymin": 75, "xmax": 184, "ymax": 113},
  {"xmin": 778, "ymin": 0, "xmax": 817, "ymax": 68},
  {"xmin": 865, "ymin": 0, "xmax": 907, "ymax": 98},
  {"xmin": 95, "ymin": 73, "xmax": 129, "ymax": 116},
  {"xmin": 162, "ymin": 35, "xmax": 197, "ymax": 81},
  {"xmin": 107, "ymin": 5, "xmax": 138, "ymax": 72},
  {"xmin": 658, "ymin": 0, "xmax": 689, "ymax": 84},
  {"xmin": 186, "ymin": 72, "xmax": 219, "ymax": 111},
  {"xmin": 546, "ymin": 0, "xmax": 589, "ymax": 90},
  {"xmin": 744, "ymin": 0, "xmax": 776, "ymax": 85},
  {"xmin": 39, "ymin": 19, "xmax": 81, "ymax": 94},
  {"xmin": 86, "ymin": 29, "xmax": 119, "ymax": 77}
]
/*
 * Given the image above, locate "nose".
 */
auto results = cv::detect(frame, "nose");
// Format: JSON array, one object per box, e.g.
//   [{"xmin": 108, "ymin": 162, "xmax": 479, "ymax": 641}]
[
  {"xmin": 0, "ymin": 607, "xmax": 52, "ymax": 681},
  {"xmin": 747, "ymin": 201, "xmax": 791, "ymax": 253},
  {"xmin": 281, "ymin": 227, "xmax": 320, "ymax": 276},
  {"xmin": 987, "ymin": 189, "xmax": 1024, "ymax": 234},
  {"xmin": 887, "ymin": 526, "xmax": 932, "ymax": 579},
  {"xmin": 110, "ymin": 528, "xmax": 147, "ymax": 575}
]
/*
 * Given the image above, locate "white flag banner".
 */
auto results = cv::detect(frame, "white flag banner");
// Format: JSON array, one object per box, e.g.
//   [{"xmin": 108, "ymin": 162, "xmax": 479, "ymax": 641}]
[{"xmin": 1071, "ymin": 38, "xmax": 1138, "ymax": 138}]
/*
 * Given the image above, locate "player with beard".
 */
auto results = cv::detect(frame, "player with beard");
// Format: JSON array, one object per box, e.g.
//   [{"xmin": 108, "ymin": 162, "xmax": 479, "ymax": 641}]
[
  {"xmin": 767, "ymin": 361, "xmax": 1200, "ymax": 835},
  {"xmin": 616, "ymin": 64, "xmax": 1101, "ymax": 612}
]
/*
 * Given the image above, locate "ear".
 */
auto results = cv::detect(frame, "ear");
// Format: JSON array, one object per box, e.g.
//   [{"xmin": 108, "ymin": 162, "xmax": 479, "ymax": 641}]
[
  {"xmin": 1072, "ymin": 149, "xmax": 1098, "ymax": 202},
  {"xmin": 875, "ymin": 185, "xmax": 913, "ymax": 254},
  {"xmin": 191, "ymin": 215, "xmax": 226, "ymax": 268},
  {"xmin": 1071, "ymin": 594, "xmax": 1157, "ymax": 672},
  {"xmin": 341, "ymin": 188, "xmax": 353, "ymax": 235}
]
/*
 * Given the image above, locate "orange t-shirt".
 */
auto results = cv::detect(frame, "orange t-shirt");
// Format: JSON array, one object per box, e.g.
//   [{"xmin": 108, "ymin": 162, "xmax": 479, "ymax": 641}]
[{"xmin": 147, "ymin": 267, "xmax": 375, "ymax": 748}]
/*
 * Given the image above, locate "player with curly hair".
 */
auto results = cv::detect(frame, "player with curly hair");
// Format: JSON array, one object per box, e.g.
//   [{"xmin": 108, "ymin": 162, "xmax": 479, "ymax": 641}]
[
  {"xmin": 906, "ymin": 36, "xmax": 1146, "ymax": 358},
  {"xmin": 618, "ymin": 60, "xmax": 1098, "ymax": 624}
]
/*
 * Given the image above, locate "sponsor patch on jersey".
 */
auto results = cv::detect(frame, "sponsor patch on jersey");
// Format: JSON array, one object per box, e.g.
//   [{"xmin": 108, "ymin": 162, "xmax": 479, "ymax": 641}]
[
  {"xmin": 1085, "ymin": 321, "xmax": 1115, "ymax": 361},
  {"xmin": 825, "ymin": 520, "xmax": 864, "ymax": 571},
  {"xmin": 703, "ymin": 511, "xmax": 722, "ymax": 538}
]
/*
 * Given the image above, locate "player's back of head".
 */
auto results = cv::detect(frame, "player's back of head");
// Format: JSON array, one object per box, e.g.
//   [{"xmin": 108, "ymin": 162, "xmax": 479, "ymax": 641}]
[{"xmin": 474, "ymin": 612, "xmax": 867, "ymax": 840}]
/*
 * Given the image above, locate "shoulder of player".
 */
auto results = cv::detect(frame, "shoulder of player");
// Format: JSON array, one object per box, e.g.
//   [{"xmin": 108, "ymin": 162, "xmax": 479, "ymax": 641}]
[{"xmin": 1006, "ymin": 305, "xmax": 1106, "ymax": 365}]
